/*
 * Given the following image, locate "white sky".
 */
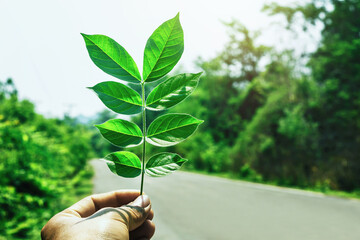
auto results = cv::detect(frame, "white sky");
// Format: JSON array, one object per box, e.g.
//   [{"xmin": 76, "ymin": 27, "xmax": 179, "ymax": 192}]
[{"xmin": 0, "ymin": 0, "xmax": 317, "ymax": 118}]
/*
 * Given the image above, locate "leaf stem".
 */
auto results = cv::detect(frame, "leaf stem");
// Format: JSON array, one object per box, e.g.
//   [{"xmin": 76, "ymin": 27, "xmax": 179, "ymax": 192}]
[{"xmin": 140, "ymin": 82, "xmax": 146, "ymax": 195}]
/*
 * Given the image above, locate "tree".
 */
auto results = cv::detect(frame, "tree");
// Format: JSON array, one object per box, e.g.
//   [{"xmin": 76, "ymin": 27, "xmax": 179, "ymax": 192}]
[{"xmin": 264, "ymin": 0, "xmax": 360, "ymax": 190}]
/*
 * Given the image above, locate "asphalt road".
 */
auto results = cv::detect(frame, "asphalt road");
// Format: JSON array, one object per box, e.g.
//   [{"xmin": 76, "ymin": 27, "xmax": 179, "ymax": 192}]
[{"xmin": 91, "ymin": 159, "xmax": 360, "ymax": 240}]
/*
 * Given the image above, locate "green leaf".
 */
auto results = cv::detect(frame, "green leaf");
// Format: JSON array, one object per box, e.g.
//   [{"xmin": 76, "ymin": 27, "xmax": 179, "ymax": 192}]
[
  {"xmin": 143, "ymin": 13, "xmax": 184, "ymax": 82},
  {"xmin": 104, "ymin": 151, "xmax": 141, "ymax": 178},
  {"xmin": 146, "ymin": 152, "xmax": 187, "ymax": 177},
  {"xmin": 88, "ymin": 81, "xmax": 142, "ymax": 115},
  {"xmin": 146, "ymin": 113, "xmax": 203, "ymax": 147},
  {"xmin": 146, "ymin": 72, "xmax": 202, "ymax": 111},
  {"xmin": 95, "ymin": 119, "xmax": 142, "ymax": 147},
  {"xmin": 81, "ymin": 33, "xmax": 141, "ymax": 83}
]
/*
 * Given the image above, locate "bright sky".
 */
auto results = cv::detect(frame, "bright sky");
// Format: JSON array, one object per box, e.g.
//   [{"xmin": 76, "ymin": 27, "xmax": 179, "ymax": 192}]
[{"xmin": 0, "ymin": 0, "xmax": 315, "ymax": 118}]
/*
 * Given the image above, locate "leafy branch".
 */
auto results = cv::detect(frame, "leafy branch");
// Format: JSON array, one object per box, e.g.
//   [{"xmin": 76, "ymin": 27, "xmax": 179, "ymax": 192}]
[{"xmin": 81, "ymin": 13, "xmax": 203, "ymax": 194}]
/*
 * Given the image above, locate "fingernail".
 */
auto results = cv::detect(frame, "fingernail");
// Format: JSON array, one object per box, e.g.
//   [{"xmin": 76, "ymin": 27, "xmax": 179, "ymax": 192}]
[{"xmin": 131, "ymin": 195, "xmax": 150, "ymax": 208}]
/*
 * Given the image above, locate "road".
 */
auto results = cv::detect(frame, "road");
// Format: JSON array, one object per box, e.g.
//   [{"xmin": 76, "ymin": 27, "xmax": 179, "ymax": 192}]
[{"xmin": 91, "ymin": 160, "xmax": 360, "ymax": 240}]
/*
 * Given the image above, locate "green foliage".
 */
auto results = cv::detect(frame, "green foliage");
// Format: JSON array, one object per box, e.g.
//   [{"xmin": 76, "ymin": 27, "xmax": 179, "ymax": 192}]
[
  {"xmin": 81, "ymin": 33, "xmax": 141, "ymax": 82},
  {"xmin": 0, "ymin": 80, "xmax": 94, "ymax": 239},
  {"xmin": 146, "ymin": 114, "xmax": 203, "ymax": 147},
  {"xmin": 156, "ymin": 1, "xmax": 360, "ymax": 195},
  {"xmin": 82, "ymin": 13, "xmax": 203, "ymax": 193},
  {"xmin": 88, "ymin": 81, "xmax": 142, "ymax": 114},
  {"xmin": 222, "ymin": 20, "xmax": 271, "ymax": 82},
  {"xmin": 95, "ymin": 119, "xmax": 143, "ymax": 147},
  {"xmin": 260, "ymin": 0, "xmax": 360, "ymax": 191},
  {"xmin": 146, "ymin": 153, "xmax": 187, "ymax": 177},
  {"xmin": 105, "ymin": 151, "xmax": 141, "ymax": 177},
  {"xmin": 309, "ymin": 0, "xmax": 360, "ymax": 191},
  {"xmin": 263, "ymin": 1, "xmax": 326, "ymax": 29},
  {"xmin": 89, "ymin": 110, "xmax": 119, "ymax": 157},
  {"xmin": 143, "ymin": 13, "xmax": 184, "ymax": 82},
  {"xmin": 146, "ymin": 73, "xmax": 202, "ymax": 110}
]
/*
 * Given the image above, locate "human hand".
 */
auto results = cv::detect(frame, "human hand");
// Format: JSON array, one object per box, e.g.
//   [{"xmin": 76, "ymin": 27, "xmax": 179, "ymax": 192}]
[{"xmin": 41, "ymin": 190, "xmax": 155, "ymax": 240}]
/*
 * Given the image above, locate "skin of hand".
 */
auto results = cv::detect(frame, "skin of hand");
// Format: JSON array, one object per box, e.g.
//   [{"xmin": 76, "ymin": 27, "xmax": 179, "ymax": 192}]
[{"xmin": 41, "ymin": 190, "xmax": 155, "ymax": 240}]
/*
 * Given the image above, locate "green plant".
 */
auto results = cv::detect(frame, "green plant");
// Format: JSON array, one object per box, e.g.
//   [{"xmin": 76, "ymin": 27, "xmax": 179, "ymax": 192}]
[
  {"xmin": 0, "ymin": 79, "xmax": 94, "ymax": 239},
  {"xmin": 81, "ymin": 13, "xmax": 203, "ymax": 194}
]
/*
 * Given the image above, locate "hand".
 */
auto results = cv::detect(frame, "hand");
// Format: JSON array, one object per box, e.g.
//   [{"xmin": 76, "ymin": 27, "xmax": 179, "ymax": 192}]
[{"xmin": 41, "ymin": 190, "xmax": 155, "ymax": 240}]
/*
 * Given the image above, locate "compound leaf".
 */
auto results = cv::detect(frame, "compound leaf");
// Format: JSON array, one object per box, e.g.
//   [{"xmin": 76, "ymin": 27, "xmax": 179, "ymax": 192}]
[
  {"xmin": 81, "ymin": 33, "xmax": 141, "ymax": 83},
  {"xmin": 146, "ymin": 72, "xmax": 202, "ymax": 111},
  {"xmin": 89, "ymin": 81, "xmax": 142, "ymax": 115},
  {"xmin": 95, "ymin": 119, "xmax": 142, "ymax": 147},
  {"xmin": 104, "ymin": 151, "xmax": 141, "ymax": 178},
  {"xmin": 146, "ymin": 113, "xmax": 203, "ymax": 147},
  {"xmin": 146, "ymin": 152, "xmax": 187, "ymax": 177},
  {"xmin": 143, "ymin": 13, "xmax": 184, "ymax": 82}
]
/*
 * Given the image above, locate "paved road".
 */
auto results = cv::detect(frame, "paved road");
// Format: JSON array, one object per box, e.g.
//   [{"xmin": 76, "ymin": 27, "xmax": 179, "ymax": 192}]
[{"xmin": 91, "ymin": 160, "xmax": 360, "ymax": 240}]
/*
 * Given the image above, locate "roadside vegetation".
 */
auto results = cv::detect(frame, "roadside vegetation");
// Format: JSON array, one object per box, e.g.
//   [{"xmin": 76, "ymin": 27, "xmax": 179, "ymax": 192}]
[
  {"xmin": 137, "ymin": 0, "xmax": 360, "ymax": 197},
  {"xmin": 0, "ymin": 79, "xmax": 95, "ymax": 239}
]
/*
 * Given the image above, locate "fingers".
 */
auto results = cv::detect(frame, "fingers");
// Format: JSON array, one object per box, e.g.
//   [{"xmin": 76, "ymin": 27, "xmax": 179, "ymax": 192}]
[
  {"xmin": 64, "ymin": 190, "xmax": 141, "ymax": 218},
  {"xmin": 61, "ymin": 191, "xmax": 155, "ymax": 238},
  {"xmin": 147, "ymin": 209, "xmax": 154, "ymax": 220},
  {"xmin": 114, "ymin": 195, "xmax": 152, "ymax": 231},
  {"xmin": 130, "ymin": 220, "xmax": 156, "ymax": 240}
]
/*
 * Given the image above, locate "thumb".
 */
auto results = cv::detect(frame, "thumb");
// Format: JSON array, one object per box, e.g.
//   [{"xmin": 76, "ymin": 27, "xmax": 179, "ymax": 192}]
[{"xmin": 116, "ymin": 195, "xmax": 151, "ymax": 231}]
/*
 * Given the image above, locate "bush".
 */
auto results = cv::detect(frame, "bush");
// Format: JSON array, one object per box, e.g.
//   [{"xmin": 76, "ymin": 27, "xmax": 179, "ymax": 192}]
[{"xmin": 0, "ymin": 79, "xmax": 94, "ymax": 239}]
